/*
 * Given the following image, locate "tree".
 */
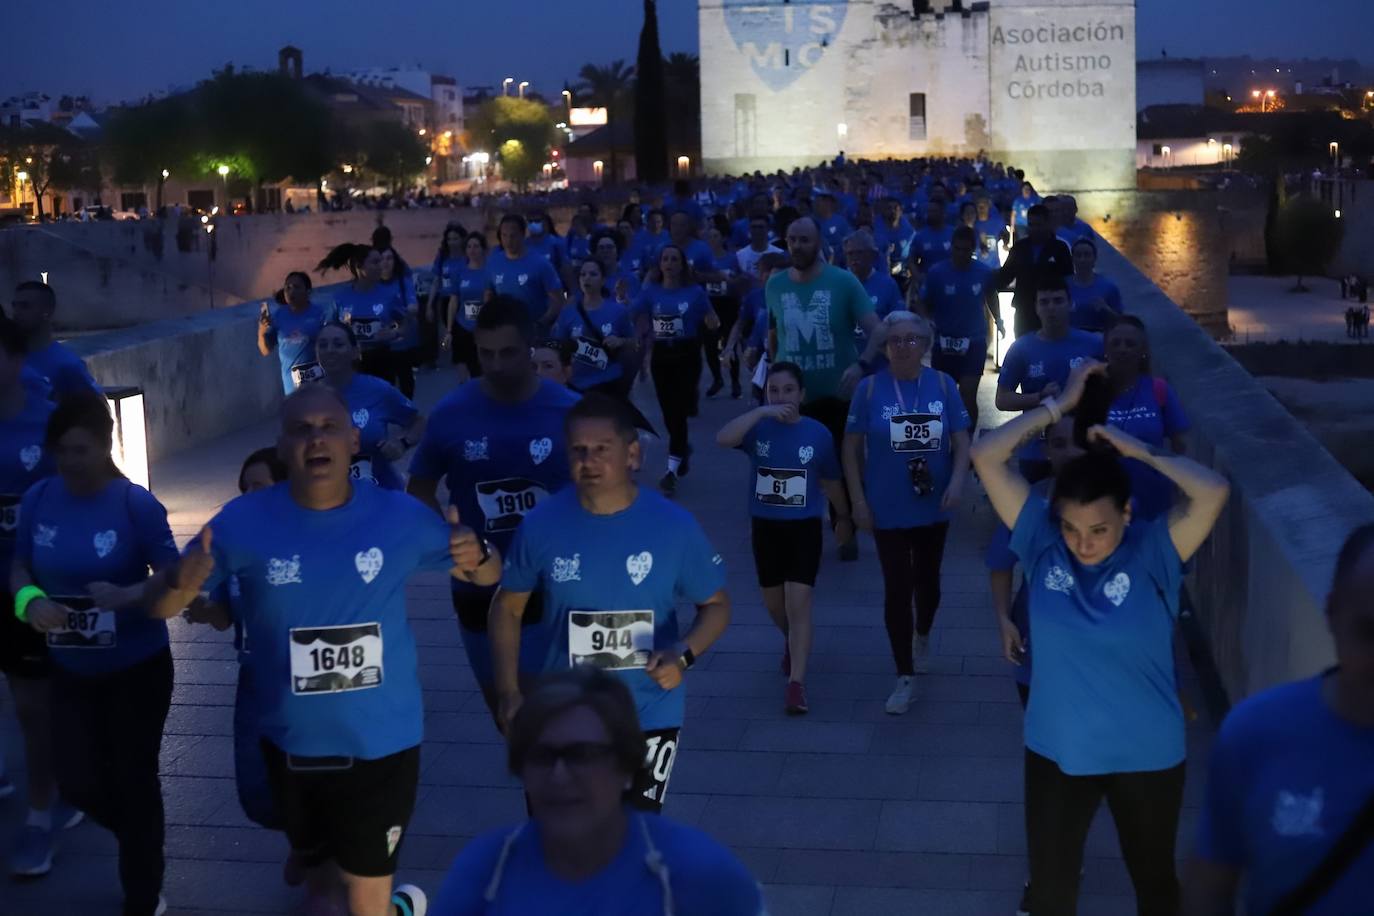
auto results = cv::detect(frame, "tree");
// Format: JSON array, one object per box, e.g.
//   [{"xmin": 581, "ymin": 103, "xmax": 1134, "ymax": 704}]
[
  {"xmin": 663, "ymin": 52, "xmax": 700, "ymax": 119},
  {"xmin": 577, "ymin": 59, "xmax": 634, "ymax": 184},
  {"xmin": 354, "ymin": 120, "xmax": 429, "ymax": 189},
  {"xmin": 467, "ymin": 96, "xmax": 557, "ymax": 190},
  {"xmin": 0, "ymin": 122, "xmax": 99, "ymax": 220},
  {"xmin": 1274, "ymin": 195, "xmax": 1344, "ymax": 292},
  {"xmin": 635, "ymin": 0, "xmax": 669, "ymax": 185}
]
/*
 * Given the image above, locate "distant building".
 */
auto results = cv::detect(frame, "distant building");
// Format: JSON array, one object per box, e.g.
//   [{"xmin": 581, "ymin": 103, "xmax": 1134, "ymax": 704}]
[
  {"xmin": 1136, "ymin": 105, "xmax": 1249, "ymax": 169},
  {"xmin": 564, "ymin": 119, "xmax": 701, "ymax": 185},
  {"xmin": 344, "ymin": 64, "xmax": 463, "ymax": 136},
  {"xmin": 1137, "ymin": 58, "xmax": 1205, "ymax": 111}
]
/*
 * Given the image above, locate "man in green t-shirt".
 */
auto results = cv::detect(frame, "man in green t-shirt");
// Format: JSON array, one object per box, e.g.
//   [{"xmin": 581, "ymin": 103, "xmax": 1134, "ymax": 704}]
[{"xmin": 766, "ymin": 216, "xmax": 882, "ymax": 561}]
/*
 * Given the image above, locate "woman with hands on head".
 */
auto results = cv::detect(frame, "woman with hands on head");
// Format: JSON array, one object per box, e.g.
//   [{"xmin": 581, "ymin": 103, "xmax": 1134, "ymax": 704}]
[
  {"xmin": 970, "ymin": 358, "xmax": 1229, "ymax": 916},
  {"xmin": 842, "ymin": 310, "xmax": 971, "ymax": 716}
]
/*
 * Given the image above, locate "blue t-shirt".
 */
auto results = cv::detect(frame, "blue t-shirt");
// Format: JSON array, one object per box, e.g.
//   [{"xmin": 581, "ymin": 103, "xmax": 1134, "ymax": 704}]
[
  {"xmin": 919, "ymin": 260, "xmax": 996, "ymax": 341},
  {"xmin": 502, "ymin": 488, "xmax": 726, "ymax": 731},
  {"xmin": 633, "ymin": 284, "xmax": 712, "ymax": 342},
  {"xmin": 20, "ymin": 364, "xmax": 51, "ymax": 400},
  {"xmin": 974, "ymin": 216, "xmax": 1007, "ymax": 267},
  {"xmin": 333, "ymin": 283, "xmax": 407, "ymax": 351},
  {"xmin": 0, "ymin": 392, "xmax": 56, "ymax": 570},
  {"xmin": 874, "ymin": 218, "xmax": 915, "ymax": 269},
  {"xmin": 386, "ymin": 273, "xmax": 420, "ymax": 350},
  {"xmin": 526, "ymin": 233, "xmax": 569, "ymax": 275},
  {"xmin": 487, "ymin": 249, "xmax": 563, "ymax": 322},
  {"xmin": 553, "ymin": 301, "xmax": 635, "ymax": 391},
  {"xmin": 432, "ymin": 813, "xmax": 766, "ymax": 916},
  {"xmin": 1106, "ymin": 376, "xmax": 1189, "ymax": 520},
  {"xmin": 566, "ymin": 233, "xmax": 591, "ymax": 265},
  {"xmin": 408, "ymin": 380, "xmax": 579, "ymax": 677},
  {"xmin": 743, "ymin": 290, "xmax": 769, "ymax": 352},
  {"xmin": 1012, "ymin": 194, "xmax": 1041, "ymax": 228},
  {"xmin": 818, "ymin": 213, "xmax": 853, "ymax": 260},
  {"xmin": 705, "ymin": 251, "xmax": 739, "ymax": 299},
  {"xmin": 1068, "ymin": 274, "xmax": 1124, "ymax": 332},
  {"xmin": 1196, "ymin": 675, "xmax": 1374, "ymax": 916},
  {"xmin": 16, "ymin": 477, "xmax": 178, "ymax": 676},
  {"xmin": 607, "ymin": 266, "xmax": 643, "ymax": 307},
  {"xmin": 998, "ymin": 330, "xmax": 1103, "ymax": 460},
  {"xmin": 911, "ymin": 225, "xmax": 955, "ymax": 269},
  {"xmin": 26, "ymin": 341, "xmax": 97, "ymax": 397},
  {"xmin": 199, "ymin": 483, "xmax": 453, "ymax": 759},
  {"xmin": 845, "ymin": 369, "xmax": 970, "ymax": 530},
  {"xmin": 342, "ymin": 373, "xmax": 419, "ymax": 490},
  {"xmin": 736, "ymin": 416, "xmax": 841, "ymax": 521},
  {"xmin": 265, "ymin": 302, "xmax": 331, "ymax": 393},
  {"xmin": 452, "ymin": 264, "xmax": 491, "ymax": 332},
  {"xmin": 629, "ymin": 230, "xmax": 668, "ymax": 272},
  {"xmin": 1010, "ymin": 500, "xmax": 1184, "ymax": 775},
  {"xmin": 858, "ymin": 269, "xmax": 903, "ymax": 319},
  {"xmin": 434, "ymin": 254, "xmax": 465, "ymax": 295}
]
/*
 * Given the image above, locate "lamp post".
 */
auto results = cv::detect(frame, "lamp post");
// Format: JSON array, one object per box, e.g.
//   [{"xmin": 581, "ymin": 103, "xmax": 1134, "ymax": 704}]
[
  {"xmin": 158, "ymin": 168, "xmax": 169, "ymax": 211},
  {"xmin": 502, "ymin": 77, "xmax": 513, "ymax": 96},
  {"xmin": 562, "ymin": 89, "xmax": 572, "ymax": 119},
  {"xmin": 518, "ymin": 81, "xmax": 529, "ymax": 99},
  {"xmin": 1330, "ymin": 141, "xmax": 1340, "ymax": 173},
  {"xmin": 15, "ymin": 170, "xmax": 28, "ymax": 214},
  {"xmin": 104, "ymin": 386, "xmax": 150, "ymax": 491},
  {"xmin": 217, "ymin": 164, "xmax": 230, "ymax": 210},
  {"xmin": 1161, "ymin": 145, "xmax": 1171, "ymax": 168},
  {"xmin": 1222, "ymin": 142, "xmax": 1233, "ymax": 167}
]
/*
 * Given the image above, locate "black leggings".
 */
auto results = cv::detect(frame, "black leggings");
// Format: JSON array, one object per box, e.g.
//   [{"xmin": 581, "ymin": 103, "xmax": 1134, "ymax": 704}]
[
  {"xmin": 1024, "ymin": 749, "xmax": 1185, "ymax": 916},
  {"xmin": 801, "ymin": 396, "xmax": 853, "ymax": 531},
  {"xmin": 650, "ymin": 341, "xmax": 702, "ymax": 460},
  {"xmin": 704, "ymin": 296, "xmax": 741, "ymax": 386},
  {"xmin": 359, "ymin": 348, "xmax": 394, "ymax": 386},
  {"xmin": 873, "ymin": 523, "xmax": 950, "ymax": 675},
  {"xmin": 52, "ymin": 648, "xmax": 173, "ymax": 916},
  {"xmin": 392, "ymin": 348, "xmax": 417, "ymax": 399}
]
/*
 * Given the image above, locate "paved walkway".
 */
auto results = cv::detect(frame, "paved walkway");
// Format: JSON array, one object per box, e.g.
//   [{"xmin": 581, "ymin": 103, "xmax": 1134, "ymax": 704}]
[
  {"xmin": 2, "ymin": 367, "xmax": 1214, "ymax": 915},
  {"xmin": 1228, "ymin": 274, "xmax": 1371, "ymax": 343}
]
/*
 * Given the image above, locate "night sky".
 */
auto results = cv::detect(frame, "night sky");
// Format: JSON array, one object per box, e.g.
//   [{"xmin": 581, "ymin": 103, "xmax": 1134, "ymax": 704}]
[{"xmin": 3, "ymin": 0, "xmax": 1371, "ymax": 104}]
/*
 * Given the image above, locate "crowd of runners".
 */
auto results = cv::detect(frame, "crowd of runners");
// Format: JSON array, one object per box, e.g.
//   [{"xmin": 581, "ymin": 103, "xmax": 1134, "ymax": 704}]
[{"xmin": 0, "ymin": 154, "xmax": 1371, "ymax": 916}]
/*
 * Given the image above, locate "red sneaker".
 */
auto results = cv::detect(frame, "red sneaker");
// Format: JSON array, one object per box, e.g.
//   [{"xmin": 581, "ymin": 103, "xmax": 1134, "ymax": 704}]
[{"xmin": 785, "ymin": 681, "xmax": 809, "ymax": 715}]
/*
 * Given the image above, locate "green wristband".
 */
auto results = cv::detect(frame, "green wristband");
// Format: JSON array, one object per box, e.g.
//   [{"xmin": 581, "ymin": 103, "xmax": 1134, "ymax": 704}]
[{"xmin": 14, "ymin": 585, "xmax": 46, "ymax": 623}]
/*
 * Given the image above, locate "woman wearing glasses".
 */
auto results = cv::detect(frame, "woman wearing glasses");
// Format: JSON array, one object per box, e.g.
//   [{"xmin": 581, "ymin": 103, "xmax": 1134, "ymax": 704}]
[
  {"xmin": 843, "ymin": 311, "xmax": 971, "ymax": 716},
  {"xmin": 431, "ymin": 668, "xmax": 765, "ymax": 915}
]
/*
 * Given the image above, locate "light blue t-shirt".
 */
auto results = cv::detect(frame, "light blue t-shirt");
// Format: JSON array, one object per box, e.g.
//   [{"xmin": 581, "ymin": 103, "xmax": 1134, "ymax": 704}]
[
  {"xmin": 1010, "ymin": 500, "xmax": 1184, "ymax": 775},
  {"xmin": 737, "ymin": 416, "xmax": 841, "ymax": 521},
  {"xmin": 553, "ymin": 301, "xmax": 635, "ymax": 391},
  {"xmin": 341, "ymin": 373, "xmax": 419, "ymax": 490},
  {"xmin": 265, "ymin": 302, "xmax": 331, "ymax": 393},
  {"xmin": 874, "ymin": 218, "xmax": 915, "ymax": 269},
  {"xmin": 910, "ymin": 224, "xmax": 955, "ymax": 269},
  {"xmin": 919, "ymin": 260, "xmax": 996, "ymax": 341},
  {"xmin": 333, "ymin": 283, "xmax": 407, "ymax": 351},
  {"xmin": 858, "ymin": 269, "xmax": 902, "ymax": 319},
  {"xmin": 1068, "ymin": 274, "xmax": 1124, "ymax": 332},
  {"xmin": 432, "ymin": 813, "xmax": 766, "ymax": 916},
  {"xmin": 26, "ymin": 340, "xmax": 97, "ymax": 397},
  {"xmin": 0, "ymin": 392, "xmax": 56, "ymax": 570},
  {"xmin": 502, "ymin": 487, "xmax": 726, "ymax": 731},
  {"xmin": 633, "ymin": 284, "xmax": 712, "ymax": 342},
  {"xmin": 16, "ymin": 477, "xmax": 178, "ymax": 676},
  {"xmin": 198, "ymin": 483, "xmax": 453, "ymax": 759},
  {"xmin": 845, "ymin": 369, "xmax": 970, "ymax": 530},
  {"xmin": 453, "ymin": 264, "xmax": 491, "ymax": 332},
  {"xmin": 1106, "ymin": 376, "xmax": 1189, "ymax": 520},
  {"xmin": 998, "ymin": 329, "xmax": 1103, "ymax": 460},
  {"xmin": 1197, "ymin": 675, "xmax": 1374, "ymax": 916},
  {"xmin": 487, "ymin": 249, "xmax": 563, "ymax": 322},
  {"xmin": 974, "ymin": 215, "xmax": 1007, "ymax": 267},
  {"xmin": 526, "ymin": 233, "xmax": 569, "ymax": 274}
]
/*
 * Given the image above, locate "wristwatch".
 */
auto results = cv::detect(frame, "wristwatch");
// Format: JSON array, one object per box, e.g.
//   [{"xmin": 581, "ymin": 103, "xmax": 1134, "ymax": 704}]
[{"xmin": 675, "ymin": 646, "xmax": 697, "ymax": 671}]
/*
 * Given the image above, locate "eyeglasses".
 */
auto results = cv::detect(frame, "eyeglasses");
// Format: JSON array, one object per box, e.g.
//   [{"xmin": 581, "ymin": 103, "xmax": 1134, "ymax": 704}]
[
  {"xmin": 524, "ymin": 742, "xmax": 618, "ymax": 772},
  {"xmin": 888, "ymin": 335, "xmax": 932, "ymax": 348}
]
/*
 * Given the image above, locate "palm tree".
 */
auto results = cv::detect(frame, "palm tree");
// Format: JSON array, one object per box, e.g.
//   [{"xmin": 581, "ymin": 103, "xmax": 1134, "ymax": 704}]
[
  {"xmin": 577, "ymin": 59, "xmax": 635, "ymax": 183},
  {"xmin": 663, "ymin": 52, "xmax": 700, "ymax": 116}
]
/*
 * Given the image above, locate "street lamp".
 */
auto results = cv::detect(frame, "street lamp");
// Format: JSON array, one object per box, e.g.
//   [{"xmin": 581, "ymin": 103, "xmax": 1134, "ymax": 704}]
[
  {"xmin": 1223, "ymin": 142, "xmax": 1233, "ymax": 166},
  {"xmin": 1161, "ymin": 145, "xmax": 1171, "ymax": 167},
  {"xmin": 1330, "ymin": 141, "xmax": 1340, "ymax": 171},
  {"xmin": 562, "ymin": 89, "xmax": 572, "ymax": 109},
  {"xmin": 502, "ymin": 77, "xmax": 514, "ymax": 96},
  {"xmin": 518, "ymin": 81, "xmax": 529, "ymax": 98},
  {"xmin": 105, "ymin": 387, "xmax": 150, "ymax": 491},
  {"xmin": 161, "ymin": 169, "xmax": 169, "ymax": 179},
  {"xmin": 217, "ymin": 163, "xmax": 230, "ymax": 209}
]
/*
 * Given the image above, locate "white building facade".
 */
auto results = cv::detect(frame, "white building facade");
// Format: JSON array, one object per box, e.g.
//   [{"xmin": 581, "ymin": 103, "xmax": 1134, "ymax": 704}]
[{"xmin": 699, "ymin": 0, "xmax": 1137, "ymax": 190}]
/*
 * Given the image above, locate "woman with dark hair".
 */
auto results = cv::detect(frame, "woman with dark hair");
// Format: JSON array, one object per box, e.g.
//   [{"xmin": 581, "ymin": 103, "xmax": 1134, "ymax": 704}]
[
  {"xmin": 566, "ymin": 212, "xmax": 592, "ymax": 268},
  {"xmin": 325, "ymin": 245, "xmax": 406, "ymax": 387},
  {"xmin": 378, "ymin": 243, "xmax": 421, "ymax": 399},
  {"xmin": 256, "ymin": 270, "xmax": 330, "ymax": 394},
  {"xmin": 450, "ymin": 231, "xmax": 491, "ymax": 382},
  {"xmin": 590, "ymin": 228, "xmax": 640, "ymax": 306},
  {"xmin": 552, "ymin": 258, "xmax": 636, "ymax": 396},
  {"xmin": 971, "ymin": 360, "xmax": 1229, "ymax": 916},
  {"xmin": 430, "ymin": 668, "xmax": 765, "ymax": 915},
  {"xmin": 10, "ymin": 389, "xmax": 180, "ymax": 915},
  {"xmin": 633, "ymin": 244, "xmax": 719, "ymax": 495},
  {"xmin": 703, "ymin": 220, "xmax": 743, "ymax": 399},
  {"xmin": 427, "ymin": 221, "xmax": 468, "ymax": 360},
  {"xmin": 315, "ymin": 321, "xmax": 425, "ymax": 491},
  {"xmin": 1068, "ymin": 236, "xmax": 1123, "ymax": 332}
]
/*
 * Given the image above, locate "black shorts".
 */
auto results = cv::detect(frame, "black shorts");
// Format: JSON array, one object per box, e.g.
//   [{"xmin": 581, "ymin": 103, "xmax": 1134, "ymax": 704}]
[
  {"xmin": 261, "ymin": 741, "xmax": 420, "ymax": 878},
  {"xmin": 0, "ymin": 587, "xmax": 51, "ymax": 679},
  {"xmin": 451, "ymin": 324, "xmax": 481, "ymax": 376},
  {"xmin": 627, "ymin": 727, "xmax": 680, "ymax": 814},
  {"xmin": 750, "ymin": 517, "xmax": 823, "ymax": 588},
  {"xmin": 452, "ymin": 587, "xmax": 544, "ymax": 633}
]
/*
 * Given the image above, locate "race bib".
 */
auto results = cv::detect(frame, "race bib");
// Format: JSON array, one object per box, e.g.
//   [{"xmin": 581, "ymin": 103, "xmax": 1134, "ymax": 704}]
[
  {"xmin": 653, "ymin": 316, "xmax": 684, "ymax": 340},
  {"xmin": 291, "ymin": 362, "xmax": 324, "ymax": 386},
  {"xmin": 938, "ymin": 335, "xmax": 971, "ymax": 356},
  {"xmin": 889, "ymin": 412, "xmax": 944, "ymax": 453},
  {"xmin": 349, "ymin": 459, "xmax": 377, "ymax": 484},
  {"xmin": 475, "ymin": 478, "xmax": 550, "ymax": 532},
  {"xmin": 462, "ymin": 299, "xmax": 482, "ymax": 322},
  {"xmin": 568, "ymin": 610, "xmax": 654, "ymax": 671},
  {"xmin": 46, "ymin": 596, "xmax": 116, "ymax": 649},
  {"xmin": 0, "ymin": 494, "xmax": 18, "ymax": 539},
  {"xmin": 574, "ymin": 338, "xmax": 609, "ymax": 370},
  {"xmin": 350, "ymin": 317, "xmax": 381, "ymax": 342},
  {"xmin": 755, "ymin": 468, "xmax": 807, "ymax": 508},
  {"xmin": 706, "ymin": 280, "xmax": 727, "ymax": 296},
  {"xmin": 289, "ymin": 622, "xmax": 383, "ymax": 695}
]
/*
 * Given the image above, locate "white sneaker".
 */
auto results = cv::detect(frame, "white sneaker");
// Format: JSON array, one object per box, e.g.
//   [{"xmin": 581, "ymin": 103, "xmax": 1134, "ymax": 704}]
[
  {"xmin": 392, "ymin": 883, "xmax": 428, "ymax": 916},
  {"xmin": 154, "ymin": 896, "xmax": 168, "ymax": 916},
  {"xmin": 913, "ymin": 633, "xmax": 932, "ymax": 674},
  {"xmin": 885, "ymin": 676, "xmax": 915, "ymax": 715}
]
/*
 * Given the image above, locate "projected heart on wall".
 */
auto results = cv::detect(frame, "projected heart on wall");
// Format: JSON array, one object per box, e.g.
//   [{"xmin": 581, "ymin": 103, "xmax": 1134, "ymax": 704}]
[{"xmin": 724, "ymin": 1, "xmax": 849, "ymax": 92}]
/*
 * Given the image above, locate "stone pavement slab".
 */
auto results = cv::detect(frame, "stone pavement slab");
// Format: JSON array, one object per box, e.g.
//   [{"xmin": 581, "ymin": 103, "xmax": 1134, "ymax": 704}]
[{"xmin": 0, "ymin": 367, "xmax": 1213, "ymax": 914}]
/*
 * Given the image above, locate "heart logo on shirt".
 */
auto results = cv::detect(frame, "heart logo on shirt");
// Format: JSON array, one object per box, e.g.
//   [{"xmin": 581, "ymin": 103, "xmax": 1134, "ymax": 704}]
[
  {"xmin": 371, "ymin": 303, "xmax": 384, "ymax": 316},
  {"xmin": 1103, "ymin": 572, "xmax": 1132, "ymax": 607},
  {"xmin": 355, "ymin": 547, "xmax": 384, "ymax": 584},
  {"xmin": 928, "ymin": 401, "xmax": 944, "ymax": 417},
  {"xmin": 530, "ymin": 437, "xmax": 553, "ymax": 465},
  {"xmin": 798, "ymin": 445, "xmax": 814, "ymax": 465},
  {"xmin": 601, "ymin": 322, "xmax": 613, "ymax": 335},
  {"xmin": 626, "ymin": 551, "xmax": 653, "ymax": 586},
  {"xmin": 517, "ymin": 273, "xmax": 529, "ymax": 286},
  {"xmin": 19, "ymin": 444, "xmax": 41, "ymax": 471},
  {"xmin": 352, "ymin": 408, "xmax": 370, "ymax": 429},
  {"xmin": 678, "ymin": 301, "xmax": 689, "ymax": 314},
  {"xmin": 93, "ymin": 529, "xmax": 118, "ymax": 558}
]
